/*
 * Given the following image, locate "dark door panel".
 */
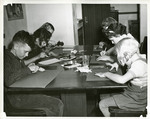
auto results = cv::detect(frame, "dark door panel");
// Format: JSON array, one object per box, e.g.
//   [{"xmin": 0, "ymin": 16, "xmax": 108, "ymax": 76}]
[{"xmin": 82, "ymin": 4, "xmax": 110, "ymax": 45}]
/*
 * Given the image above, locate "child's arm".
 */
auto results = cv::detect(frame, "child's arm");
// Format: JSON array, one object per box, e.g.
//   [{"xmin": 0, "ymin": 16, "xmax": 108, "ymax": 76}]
[
  {"xmin": 100, "ymin": 46, "xmax": 115, "ymax": 56},
  {"xmin": 105, "ymin": 46, "xmax": 115, "ymax": 56},
  {"xmin": 103, "ymin": 71, "xmax": 134, "ymax": 84},
  {"xmin": 48, "ymin": 51, "xmax": 58, "ymax": 57},
  {"xmin": 24, "ymin": 52, "xmax": 48, "ymax": 65},
  {"xmin": 97, "ymin": 47, "xmax": 117, "ymax": 62}
]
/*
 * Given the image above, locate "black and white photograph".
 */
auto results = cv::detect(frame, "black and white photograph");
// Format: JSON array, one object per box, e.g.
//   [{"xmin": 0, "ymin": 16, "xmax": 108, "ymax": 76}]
[{"xmin": 1, "ymin": 0, "xmax": 148, "ymax": 118}]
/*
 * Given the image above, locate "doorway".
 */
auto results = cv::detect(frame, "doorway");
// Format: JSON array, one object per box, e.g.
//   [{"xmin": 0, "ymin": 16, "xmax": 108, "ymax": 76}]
[{"xmin": 82, "ymin": 4, "xmax": 111, "ymax": 45}]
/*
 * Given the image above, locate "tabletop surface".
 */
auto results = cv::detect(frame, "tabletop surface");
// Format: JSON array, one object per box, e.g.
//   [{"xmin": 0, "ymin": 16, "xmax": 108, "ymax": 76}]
[{"xmin": 8, "ymin": 45, "xmax": 127, "ymax": 91}]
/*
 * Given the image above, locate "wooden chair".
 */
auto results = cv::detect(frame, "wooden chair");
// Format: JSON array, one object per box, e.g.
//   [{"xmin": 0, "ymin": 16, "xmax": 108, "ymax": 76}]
[
  {"xmin": 109, "ymin": 106, "xmax": 147, "ymax": 117},
  {"xmin": 140, "ymin": 36, "xmax": 147, "ymax": 57}
]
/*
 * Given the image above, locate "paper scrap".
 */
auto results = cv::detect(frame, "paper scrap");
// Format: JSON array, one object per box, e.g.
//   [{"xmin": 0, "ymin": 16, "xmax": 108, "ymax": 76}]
[{"xmin": 76, "ymin": 66, "xmax": 92, "ymax": 73}]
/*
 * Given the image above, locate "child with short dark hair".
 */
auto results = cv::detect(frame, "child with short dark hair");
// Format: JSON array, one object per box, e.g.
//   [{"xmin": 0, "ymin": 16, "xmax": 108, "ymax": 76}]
[
  {"xmin": 4, "ymin": 30, "xmax": 64, "ymax": 116},
  {"xmin": 97, "ymin": 23, "xmax": 135, "ymax": 71},
  {"xmin": 101, "ymin": 17, "xmax": 117, "ymax": 32},
  {"xmin": 24, "ymin": 28, "xmax": 51, "ymax": 65},
  {"xmin": 98, "ymin": 23, "xmax": 128, "ymax": 57},
  {"xmin": 40, "ymin": 22, "xmax": 64, "ymax": 57}
]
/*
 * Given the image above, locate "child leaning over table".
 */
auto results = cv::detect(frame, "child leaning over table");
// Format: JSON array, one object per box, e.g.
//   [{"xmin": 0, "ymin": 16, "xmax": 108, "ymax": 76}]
[
  {"xmin": 24, "ymin": 28, "xmax": 58, "ymax": 65},
  {"xmin": 4, "ymin": 30, "xmax": 64, "ymax": 116},
  {"xmin": 40, "ymin": 22, "xmax": 64, "ymax": 56},
  {"xmin": 97, "ymin": 37, "xmax": 147, "ymax": 117}
]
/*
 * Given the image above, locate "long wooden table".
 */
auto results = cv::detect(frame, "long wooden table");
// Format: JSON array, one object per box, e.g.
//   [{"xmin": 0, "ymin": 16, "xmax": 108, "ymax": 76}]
[{"xmin": 7, "ymin": 46, "xmax": 127, "ymax": 116}]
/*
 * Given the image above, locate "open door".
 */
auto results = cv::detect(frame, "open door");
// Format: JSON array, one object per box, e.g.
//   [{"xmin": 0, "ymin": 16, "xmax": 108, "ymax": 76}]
[{"xmin": 82, "ymin": 4, "xmax": 110, "ymax": 45}]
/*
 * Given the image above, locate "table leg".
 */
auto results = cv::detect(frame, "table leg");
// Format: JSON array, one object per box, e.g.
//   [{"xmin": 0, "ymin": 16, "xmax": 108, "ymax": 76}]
[{"xmin": 61, "ymin": 91, "xmax": 87, "ymax": 116}]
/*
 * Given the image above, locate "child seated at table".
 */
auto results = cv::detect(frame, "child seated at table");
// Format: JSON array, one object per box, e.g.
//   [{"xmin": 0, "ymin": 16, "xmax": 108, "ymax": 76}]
[
  {"xmin": 40, "ymin": 22, "xmax": 64, "ymax": 56},
  {"xmin": 97, "ymin": 37, "xmax": 147, "ymax": 117},
  {"xmin": 97, "ymin": 23, "xmax": 135, "ymax": 71},
  {"xmin": 4, "ymin": 30, "xmax": 64, "ymax": 116},
  {"xmin": 40, "ymin": 22, "xmax": 56, "ymax": 47},
  {"xmin": 24, "ymin": 28, "xmax": 55, "ymax": 65},
  {"xmin": 100, "ymin": 17, "xmax": 118, "ymax": 49}
]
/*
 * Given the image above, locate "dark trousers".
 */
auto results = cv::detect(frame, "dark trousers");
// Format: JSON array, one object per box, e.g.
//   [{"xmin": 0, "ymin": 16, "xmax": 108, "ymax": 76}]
[{"xmin": 8, "ymin": 94, "xmax": 64, "ymax": 116}]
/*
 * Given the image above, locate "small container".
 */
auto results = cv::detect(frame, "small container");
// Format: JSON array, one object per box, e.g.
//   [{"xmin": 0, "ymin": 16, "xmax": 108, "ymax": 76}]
[{"xmin": 82, "ymin": 55, "xmax": 89, "ymax": 66}]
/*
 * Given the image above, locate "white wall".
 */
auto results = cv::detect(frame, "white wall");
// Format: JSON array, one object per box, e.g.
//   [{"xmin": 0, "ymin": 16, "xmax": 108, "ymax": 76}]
[
  {"xmin": 4, "ymin": 4, "xmax": 147, "ymax": 46},
  {"xmin": 140, "ymin": 4, "xmax": 147, "ymax": 42},
  {"xmin": 76, "ymin": 4, "xmax": 82, "ymax": 19},
  {"xmin": 25, "ymin": 4, "xmax": 75, "ymax": 46}
]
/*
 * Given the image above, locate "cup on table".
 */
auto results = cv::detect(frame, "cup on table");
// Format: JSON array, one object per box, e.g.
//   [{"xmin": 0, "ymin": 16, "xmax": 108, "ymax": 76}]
[{"xmin": 82, "ymin": 55, "xmax": 89, "ymax": 66}]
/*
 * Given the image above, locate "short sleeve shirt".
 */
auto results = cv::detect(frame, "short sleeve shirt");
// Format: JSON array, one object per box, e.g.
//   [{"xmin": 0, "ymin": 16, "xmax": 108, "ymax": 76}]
[{"xmin": 128, "ymin": 55, "xmax": 147, "ymax": 87}]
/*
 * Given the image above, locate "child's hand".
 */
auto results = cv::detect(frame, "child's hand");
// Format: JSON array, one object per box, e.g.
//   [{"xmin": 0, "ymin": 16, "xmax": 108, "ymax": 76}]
[
  {"xmin": 106, "ymin": 62, "xmax": 119, "ymax": 71},
  {"xmin": 100, "ymin": 47, "xmax": 107, "ymax": 56},
  {"xmin": 39, "ymin": 52, "xmax": 48, "ymax": 58},
  {"xmin": 100, "ymin": 50, "xmax": 106, "ymax": 56},
  {"xmin": 28, "ymin": 63, "xmax": 39, "ymax": 73}
]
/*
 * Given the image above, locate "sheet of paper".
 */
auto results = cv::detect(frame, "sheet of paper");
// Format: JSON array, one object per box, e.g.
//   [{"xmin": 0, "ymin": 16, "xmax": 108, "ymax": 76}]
[
  {"xmin": 76, "ymin": 66, "xmax": 92, "ymax": 73},
  {"xmin": 38, "ymin": 58, "xmax": 61, "ymax": 65},
  {"xmin": 10, "ymin": 67, "xmax": 63, "ymax": 88}
]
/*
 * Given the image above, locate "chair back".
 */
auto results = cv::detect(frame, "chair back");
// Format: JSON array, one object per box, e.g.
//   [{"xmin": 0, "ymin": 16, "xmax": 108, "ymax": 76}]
[
  {"xmin": 140, "ymin": 36, "xmax": 147, "ymax": 57},
  {"xmin": 109, "ymin": 106, "xmax": 147, "ymax": 117}
]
